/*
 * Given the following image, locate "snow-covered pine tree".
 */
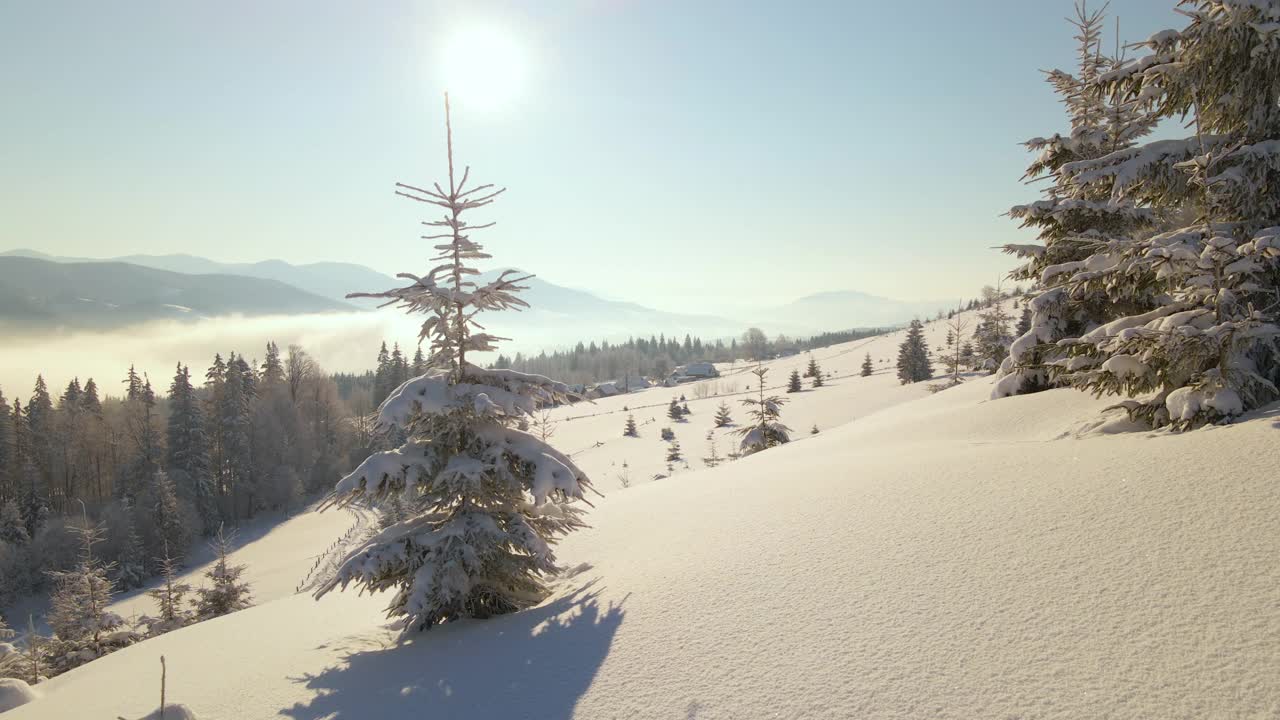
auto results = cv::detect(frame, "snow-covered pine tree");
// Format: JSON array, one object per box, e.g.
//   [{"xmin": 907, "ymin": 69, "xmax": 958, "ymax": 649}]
[
  {"xmin": 1041, "ymin": 0, "xmax": 1280, "ymax": 427},
  {"xmin": 787, "ymin": 369, "xmax": 802, "ymax": 393},
  {"xmin": 143, "ymin": 545, "xmax": 192, "ymax": 637},
  {"xmin": 315, "ymin": 95, "xmax": 593, "ymax": 632},
  {"xmin": 46, "ymin": 516, "xmax": 132, "ymax": 673},
  {"xmin": 861, "ymin": 353, "xmax": 874, "ymax": 377},
  {"xmin": 667, "ymin": 397, "xmax": 684, "ymax": 421},
  {"xmin": 713, "ymin": 401, "xmax": 732, "ymax": 427},
  {"xmin": 737, "ymin": 366, "xmax": 790, "ymax": 455},
  {"xmin": 115, "ymin": 517, "xmax": 148, "ymax": 591},
  {"xmin": 194, "ymin": 527, "xmax": 252, "ymax": 620},
  {"xmin": 143, "ymin": 471, "xmax": 190, "ymax": 567},
  {"xmin": 168, "ymin": 364, "xmax": 219, "ymax": 535},
  {"xmin": 994, "ymin": 1, "xmax": 1159, "ymax": 398},
  {"xmin": 805, "ymin": 355, "xmax": 821, "ymax": 379},
  {"xmin": 666, "ymin": 438, "xmax": 682, "ymax": 463},
  {"xmin": 623, "ymin": 414, "xmax": 638, "ymax": 437},
  {"xmin": 973, "ymin": 286, "xmax": 1014, "ymax": 374},
  {"xmin": 702, "ymin": 440, "xmax": 722, "ymax": 468},
  {"xmin": 896, "ymin": 320, "xmax": 933, "ymax": 384}
]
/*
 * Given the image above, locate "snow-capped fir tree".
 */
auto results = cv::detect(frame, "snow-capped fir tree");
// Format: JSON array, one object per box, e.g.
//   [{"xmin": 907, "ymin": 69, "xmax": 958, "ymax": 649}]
[
  {"xmin": 411, "ymin": 345, "xmax": 427, "ymax": 376},
  {"xmin": 14, "ymin": 617, "xmax": 47, "ymax": 685},
  {"xmin": 994, "ymin": 2, "xmax": 1159, "ymax": 398},
  {"xmin": 787, "ymin": 369, "xmax": 802, "ymax": 393},
  {"xmin": 142, "ymin": 545, "xmax": 192, "ymax": 637},
  {"xmin": 666, "ymin": 438, "xmax": 682, "ymax": 463},
  {"xmin": 805, "ymin": 355, "xmax": 821, "ymax": 379},
  {"xmin": 115, "ymin": 517, "xmax": 148, "ymax": 591},
  {"xmin": 667, "ymin": 397, "xmax": 684, "ymax": 421},
  {"xmin": 167, "ymin": 364, "xmax": 218, "ymax": 535},
  {"xmin": 896, "ymin": 320, "xmax": 933, "ymax": 384},
  {"xmin": 623, "ymin": 414, "xmax": 638, "ymax": 437},
  {"xmin": 315, "ymin": 95, "xmax": 593, "ymax": 632},
  {"xmin": 144, "ymin": 470, "xmax": 190, "ymax": 568},
  {"xmin": 861, "ymin": 353, "xmax": 874, "ymax": 377},
  {"xmin": 973, "ymin": 287, "xmax": 1014, "ymax": 374},
  {"xmin": 736, "ymin": 366, "xmax": 790, "ymax": 455},
  {"xmin": 1015, "ymin": 306, "xmax": 1033, "ymax": 337},
  {"xmin": 46, "ymin": 516, "xmax": 133, "ymax": 673},
  {"xmin": 1031, "ymin": 0, "xmax": 1280, "ymax": 427},
  {"xmin": 194, "ymin": 527, "xmax": 252, "ymax": 620},
  {"xmin": 714, "ymin": 401, "xmax": 732, "ymax": 427}
]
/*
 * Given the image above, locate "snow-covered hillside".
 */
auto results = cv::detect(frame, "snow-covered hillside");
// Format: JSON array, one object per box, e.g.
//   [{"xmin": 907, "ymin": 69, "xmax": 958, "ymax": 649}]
[{"xmin": 10, "ymin": 307, "xmax": 1279, "ymax": 719}]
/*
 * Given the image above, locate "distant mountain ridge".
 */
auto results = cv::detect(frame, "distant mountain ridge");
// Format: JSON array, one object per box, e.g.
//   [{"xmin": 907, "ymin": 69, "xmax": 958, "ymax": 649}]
[
  {"xmin": 0, "ymin": 256, "xmax": 353, "ymax": 330},
  {"xmin": 1, "ymin": 249, "xmax": 952, "ymax": 338}
]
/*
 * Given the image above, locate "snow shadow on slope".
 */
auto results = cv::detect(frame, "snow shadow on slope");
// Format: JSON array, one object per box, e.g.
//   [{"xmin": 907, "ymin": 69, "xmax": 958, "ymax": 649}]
[{"xmin": 279, "ymin": 580, "xmax": 625, "ymax": 720}]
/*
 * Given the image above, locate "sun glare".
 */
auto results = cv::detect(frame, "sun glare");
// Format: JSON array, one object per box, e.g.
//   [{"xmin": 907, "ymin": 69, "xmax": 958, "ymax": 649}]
[{"xmin": 438, "ymin": 25, "xmax": 528, "ymax": 111}]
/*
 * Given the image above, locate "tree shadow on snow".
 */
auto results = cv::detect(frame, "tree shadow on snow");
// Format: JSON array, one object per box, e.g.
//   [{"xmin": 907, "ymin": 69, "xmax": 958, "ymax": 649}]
[{"xmin": 279, "ymin": 580, "xmax": 626, "ymax": 720}]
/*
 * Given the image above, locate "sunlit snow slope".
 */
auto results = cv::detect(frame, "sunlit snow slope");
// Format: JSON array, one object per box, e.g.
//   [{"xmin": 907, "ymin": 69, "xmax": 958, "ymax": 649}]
[{"xmin": 12, "ymin": 306, "xmax": 1280, "ymax": 719}]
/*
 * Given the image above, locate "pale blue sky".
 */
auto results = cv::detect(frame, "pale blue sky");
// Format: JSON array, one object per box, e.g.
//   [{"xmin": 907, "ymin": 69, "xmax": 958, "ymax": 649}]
[{"xmin": 1, "ymin": 0, "xmax": 1177, "ymax": 313}]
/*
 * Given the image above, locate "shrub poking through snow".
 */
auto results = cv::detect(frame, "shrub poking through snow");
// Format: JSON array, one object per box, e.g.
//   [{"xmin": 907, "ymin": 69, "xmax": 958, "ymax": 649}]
[
  {"xmin": 737, "ymin": 366, "xmax": 790, "ymax": 455},
  {"xmin": 623, "ymin": 414, "xmax": 638, "ymax": 437},
  {"xmin": 315, "ymin": 95, "xmax": 593, "ymax": 632},
  {"xmin": 666, "ymin": 439, "xmax": 682, "ymax": 463},
  {"xmin": 660, "ymin": 427, "xmax": 675, "ymax": 441}
]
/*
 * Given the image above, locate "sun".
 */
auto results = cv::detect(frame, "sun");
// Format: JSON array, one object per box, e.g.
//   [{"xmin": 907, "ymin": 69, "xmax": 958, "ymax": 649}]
[{"xmin": 438, "ymin": 25, "xmax": 528, "ymax": 112}]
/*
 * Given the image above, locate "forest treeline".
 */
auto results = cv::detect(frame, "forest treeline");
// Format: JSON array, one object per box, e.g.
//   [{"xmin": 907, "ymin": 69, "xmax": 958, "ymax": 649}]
[{"xmin": 0, "ymin": 342, "xmax": 370, "ymax": 608}]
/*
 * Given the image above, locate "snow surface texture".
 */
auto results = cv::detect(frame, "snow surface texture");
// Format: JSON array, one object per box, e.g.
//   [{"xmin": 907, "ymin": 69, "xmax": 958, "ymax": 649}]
[
  {"xmin": 10, "ymin": 308, "xmax": 1280, "ymax": 719},
  {"xmin": 132, "ymin": 704, "xmax": 198, "ymax": 720}
]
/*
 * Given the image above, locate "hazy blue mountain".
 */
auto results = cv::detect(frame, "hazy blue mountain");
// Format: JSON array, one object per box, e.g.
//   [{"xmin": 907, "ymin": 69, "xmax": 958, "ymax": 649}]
[
  {"xmin": 0, "ymin": 256, "xmax": 353, "ymax": 330},
  {"xmin": 1, "ymin": 248, "xmax": 395, "ymax": 304}
]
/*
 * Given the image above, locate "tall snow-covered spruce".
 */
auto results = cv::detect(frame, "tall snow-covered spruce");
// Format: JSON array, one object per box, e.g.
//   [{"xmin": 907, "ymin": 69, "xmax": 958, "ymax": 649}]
[
  {"xmin": 1000, "ymin": 0, "xmax": 1280, "ymax": 428},
  {"xmin": 316, "ymin": 95, "xmax": 594, "ymax": 632},
  {"xmin": 994, "ymin": 1, "xmax": 1158, "ymax": 398}
]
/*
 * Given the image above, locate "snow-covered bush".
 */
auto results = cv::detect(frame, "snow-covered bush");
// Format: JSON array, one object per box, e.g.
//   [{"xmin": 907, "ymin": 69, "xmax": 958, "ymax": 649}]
[{"xmin": 316, "ymin": 97, "xmax": 593, "ymax": 632}]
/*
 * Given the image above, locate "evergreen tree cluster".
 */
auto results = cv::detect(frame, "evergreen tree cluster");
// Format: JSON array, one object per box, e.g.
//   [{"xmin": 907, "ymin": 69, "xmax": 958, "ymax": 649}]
[
  {"xmin": 0, "ymin": 342, "xmax": 361, "ymax": 611},
  {"xmin": 996, "ymin": 1, "xmax": 1280, "ymax": 429}
]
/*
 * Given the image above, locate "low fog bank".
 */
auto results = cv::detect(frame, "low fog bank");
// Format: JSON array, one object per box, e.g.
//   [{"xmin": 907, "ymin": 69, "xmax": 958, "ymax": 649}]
[
  {"xmin": 0, "ymin": 311, "xmax": 696, "ymax": 397},
  {"xmin": 0, "ymin": 312, "xmax": 413, "ymax": 396}
]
